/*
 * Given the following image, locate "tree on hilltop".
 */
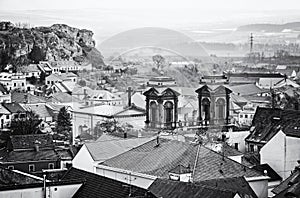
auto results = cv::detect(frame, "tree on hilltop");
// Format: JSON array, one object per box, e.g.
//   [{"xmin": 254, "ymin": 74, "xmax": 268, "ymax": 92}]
[{"xmin": 152, "ymin": 54, "xmax": 165, "ymax": 70}]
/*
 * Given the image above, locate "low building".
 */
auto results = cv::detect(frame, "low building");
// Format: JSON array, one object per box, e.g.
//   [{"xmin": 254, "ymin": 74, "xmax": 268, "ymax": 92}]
[
  {"xmin": 246, "ymin": 107, "xmax": 300, "ymax": 179},
  {"xmin": 45, "ymin": 72, "xmax": 78, "ymax": 87},
  {"xmin": 0, "ymin": 72, "xmax": 27, "ymax": 91},
  {"xmin": 272, "ymin": 164, "xmax": 300, "ymax": 198},
  {"xmin": 0, "ymin": 134, "xmax": 61, "ymax": 174},
  {"xmin": 72, "ymin": 136, "xmax": 154, "ymax": 172},
  {"xmin": 97, "ymin": 138, "xmax": 269, "ymax": 198},
  {"xmin": 72, "ymin": 104, "xmax": 146, "ymax": 140}
]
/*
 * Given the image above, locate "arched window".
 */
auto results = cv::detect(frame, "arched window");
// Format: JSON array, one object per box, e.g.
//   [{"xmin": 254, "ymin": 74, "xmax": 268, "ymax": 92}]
[
  {"xmin": 216, "ymin": 98, "xmax": 226, "ymax": 120},
  {"xmin": 164, "ymin": 101, "xmax": 174, "ymax": 124},
  {"xmin": 150, "ymin": 101, "xmax": 158, "ymax": 127}
]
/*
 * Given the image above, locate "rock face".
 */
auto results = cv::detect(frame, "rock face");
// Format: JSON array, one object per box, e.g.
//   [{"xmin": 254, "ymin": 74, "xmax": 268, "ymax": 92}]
[{"xmin": 0, "ymin": 21, "xmax": 105, "ymax": 69}]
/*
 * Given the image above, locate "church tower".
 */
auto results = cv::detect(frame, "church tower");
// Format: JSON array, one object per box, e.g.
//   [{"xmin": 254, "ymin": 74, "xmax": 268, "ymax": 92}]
[
  {"xmin": 195, "ymin": 85, "xmax": 232, "ymax": 126},
  {"xmin": 143, "ymin": 87, "xmax": 180, "ymax": 130}
]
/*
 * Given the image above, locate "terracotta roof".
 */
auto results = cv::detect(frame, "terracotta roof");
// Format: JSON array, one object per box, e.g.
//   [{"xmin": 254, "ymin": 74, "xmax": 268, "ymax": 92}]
[
  {"xmin": 101, "ymin": 139, "xmax": 262, "ymax": 181},
  {"xmin": 0, "ymin": 166, "xmax": 42, "ymax": 187},
  {"xmin": 48, "ymin": 92, "xmax": 81, "ymax": 103},
  {"xmin": 11, "ymin": 91, "xmax": 47, "ymax": 104},
  {"xmin": 252, "ymin": 163, "xmax": 282, "ymax": 182},
  {"xmin": 229, "ymin": 84, "xmax": 263, "ymax": 96},
  {"xmin": 149, "ymin": 178, "xmax": 237, "ymax": 198},
  {"xmin": 0, "ymin": 83, "xmax": 9, "ymax": 94},
  {"xmin": 22, "ymin": 104, "xmax": 52, "ymax": 119},
  {"xmin": 10, "ymin": 134, "xmax": 54, "ymax": 150},
  {"xmin": 85, "ymin": 137, "xmax": 154, "ymax": 162},
  {"xmin": 196, "ymin": 176, "xmax": 258, "ymax": 198},
  {"xmin": 246, "ymin": 107, "xmax": 300, "ymax": 144},
  {"xmin": 2, "ymin": 102, "xmax": 26, "ymax": 113},
  {"xmin": 4, "ymin": 149, "xmax": 59, "ymax": 162},
  {"xmin": 272, "ymin": 166, "xmax": 300, "ymax": 198},
  {"xmin": 62, "ymin": 167, "xmax": 156, "ymax": 198}
]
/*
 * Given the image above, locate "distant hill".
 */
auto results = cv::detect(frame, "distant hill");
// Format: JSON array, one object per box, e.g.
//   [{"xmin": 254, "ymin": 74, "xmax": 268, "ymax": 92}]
[
  {"xmin": 0, "ymin": 21, "xmax": 105, "ymax": 70},
  {"xmin": 237, "ymin": 22, "xmax": 300, "ymax": 32},
  {"xmin": 99, "ymin": 27, "xmax": 209, "ymax": 58}
]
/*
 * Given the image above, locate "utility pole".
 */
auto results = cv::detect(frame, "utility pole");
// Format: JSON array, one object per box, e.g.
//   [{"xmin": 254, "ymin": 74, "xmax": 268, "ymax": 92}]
[{"xmin": 250, "ymin": 33, "xmax": 254, "ymax": 53}]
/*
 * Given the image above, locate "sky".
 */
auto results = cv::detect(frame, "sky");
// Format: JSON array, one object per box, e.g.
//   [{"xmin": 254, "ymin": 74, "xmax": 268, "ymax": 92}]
[{"xmin": 1, "ymin": 0, "xmax": 300, "ymax": 11}]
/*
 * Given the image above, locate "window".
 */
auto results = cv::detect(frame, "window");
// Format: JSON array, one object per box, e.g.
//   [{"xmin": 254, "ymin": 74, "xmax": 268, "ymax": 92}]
[
  {"xmin": 234, "ymin": 143, "xmax": 239, "ymax": 150},
  {"xmin": 29, "ymin": 164, "xmax": 35, "ymax": 172},
  {"xmin": 240, "ymin": 115, "xmax": 243, "ymax": 118},
  {"xmin": 249, "ymin": 144, "xmax": 254, "ymax": 152},
  {"xmin": 47, "ymin": 81, "xmax": 50, "ymax": 85},
  {"xmin": 22, "ymin": 83, "xmax": 24, "ymax": 86},
  {"xmin": 6, "ymin": 115, "xmax": 9, "ymax": 119},
  {"xmin": 48, "ymin": 163, "xmax": 54, "ymax": 169},
  {"xmin": 8, "ymin": 165, "xmax": 14, "ymax": 170},
  {"xmin": 245, "ymin": 115, "xmax": 248, "ymax": 119},
  {"xmin": 13, "ymin": 83, "xmax": 16, "ymax": 87}
]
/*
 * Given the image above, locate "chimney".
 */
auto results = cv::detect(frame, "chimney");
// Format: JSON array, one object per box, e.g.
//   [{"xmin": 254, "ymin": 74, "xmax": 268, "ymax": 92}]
[
  {"xmin": 126, "ymin": 87, "xmax": 133, "ymax": 107},
  {"xmin": 34, "ymin": 140, "xmax": 40, "ymax": 152}
]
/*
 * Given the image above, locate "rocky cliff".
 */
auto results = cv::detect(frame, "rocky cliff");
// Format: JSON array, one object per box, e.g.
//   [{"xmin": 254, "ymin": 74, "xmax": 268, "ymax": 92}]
[{"xmin": 0, "ymin": 21, "xmax": 105, "ymax": 70}]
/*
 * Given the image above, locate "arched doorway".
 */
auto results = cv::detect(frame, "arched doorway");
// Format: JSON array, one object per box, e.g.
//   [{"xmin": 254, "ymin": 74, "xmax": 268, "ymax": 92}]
[
  {"xmin": 150, "ymin": 101, "xmax": 158, "ymax": 128},
  {"xmin": 164, "ymin": 101, "xmax": 174, "ymax": 128},
  {"xmin": 202, "ymin": 98, "xmax": 210, "ymax": 125},
  {"xmin": 216, "ymin": 98, "xmax": 226, "ymax": 124}
]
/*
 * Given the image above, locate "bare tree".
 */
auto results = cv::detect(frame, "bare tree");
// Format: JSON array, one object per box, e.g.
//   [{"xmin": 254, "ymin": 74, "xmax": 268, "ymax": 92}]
[{"xmin": 152, "ymin": 54, "xmax": 165, "ymax": 70}]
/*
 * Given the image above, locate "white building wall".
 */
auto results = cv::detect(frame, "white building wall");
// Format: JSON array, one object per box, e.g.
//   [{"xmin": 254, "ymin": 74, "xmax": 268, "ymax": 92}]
[
  {"xmin": 72, "ymin": 144, "xmax": 95, "ymax": 173},
  {"xmin": 285, "ymin": 136, "xmax": 300, "ymax": 179},
  {"xmin": 247, "ymin": 178, "xmax": 268, "ymax": 198},
  {"xmin": 95, "ymin": 165, "xmax": 156, "ymax": 189},
  {"xmin": 226, "ymin": 130, "xmax": 249, "ymax": 153},
  {"xmin": 261, "ymin": 130, "xmax": 285, "ymax": 179},
  {"xmin": 0, "ymin": 183, "xmax": 81, "ymax": 198}
]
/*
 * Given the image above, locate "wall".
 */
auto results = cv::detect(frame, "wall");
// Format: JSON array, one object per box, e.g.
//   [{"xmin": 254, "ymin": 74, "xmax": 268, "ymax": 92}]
[
  {"xmin": 72, "ymin": 144, "xmax": 95, "ymax": 172},
  {"xmin": 261, "ymin": 130, "xmax": 285, "ymax": 179},
  {"xmin": 285, "ymin": 136, "xmax": 300, "ymax": 179},
  {"xmin": 72, "ymin": 112, "xmax": 107, "ymax": 138},
  {"xmin": 226, "ymin": 130, "xmax": 249, "ymax": 153},
  {"xmin": 2, "ymin": 160, "xmax": 60, "ymax": 174},
  {"xmin": 0, "ymin": 183, "xmax": 81, "ymax": 198},
  {"xmin": 95, "ymin": 165, "xmax": 156, "ymax": 189},
  {"xmin": 247, "ymin": 178, "xmax": 268, "ymax": 198}
]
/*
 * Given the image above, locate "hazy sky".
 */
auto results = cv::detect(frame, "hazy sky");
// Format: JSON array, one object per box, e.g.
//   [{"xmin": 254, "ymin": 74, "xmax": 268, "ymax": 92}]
[{"xmin": 1, "ymin": 0, "xmax": 300, "ymax": 11}]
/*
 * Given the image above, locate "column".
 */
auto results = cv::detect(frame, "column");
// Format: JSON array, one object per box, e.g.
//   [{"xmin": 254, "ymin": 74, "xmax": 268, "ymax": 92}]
[
  {"xmin": 210, "ymin": 95, "xmax": 215, "ymax": 125},
  {"xmin": 174, "ymin": 97, "xmax": 178, "ymax": 128},
  {"xmin": 226, "ymin": 93, "xmax": 230, "ymax": 125},
  {"xmin": 145, "ymin": 98, "xmax": 150, "ymax": 127},
  {"xmin": 158, "ymin": 98, "xmax": 164, "ymax": 128},
  {"xmin": 198, "ymin": 94, "xmax": 202, "ymax": 125}
]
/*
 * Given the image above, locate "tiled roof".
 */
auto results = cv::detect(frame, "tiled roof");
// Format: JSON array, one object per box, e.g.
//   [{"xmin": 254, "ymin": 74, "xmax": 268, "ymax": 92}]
[
  {"xmin": 195, "ymin": 176, "xmax": 258, "ymax": 198},
  {"xmin": 2, "ymin": 102, "xmax": 26, "ymax": 113},
  {"xmin": 246, "ymin": 107, "xmax": 300, "ymax": 143},
  {"xmin": 74, "ymin": 105, "xmax": 124, "ymax": 117},
  {"xmin": 252, "ymin": 163, "xmax": 282, "ymax": 182},
  {"xmin": 85, "ymin": 137, "xmax": 154, "ymax": 162},
  {"xmin": 62, "ymin": 167, "xmax": 156, "ymax": 198},
  {"xmin": 48, "ymin": 92, "xmax": 82, "ymax": 103},
  {"xmin": 101, "ymin": 139, "xmax": 262, "ymax": 181},
  {"xmin": 4, "ymin": 149, "xmax": 59, "ymax": 162},
  {"xmin": 229, "ymin": 84, "xmax": 263, "ymax": 96},
  {"xmin": 11, "ymin": 91, "xmax": 47, "ymax": 104},
  {"xmin": 0, "ymin": 166, "xmax": 42, "ymax": 187},
  {"xmin": 149, "ymin": 178, "xmax": 236, "ymax": 198},
  {"xmin": 272, "ymin": 166, "xmax": 300, "ymax": 198},
  {"xmin": 22, "ymin": 104, "xmax": 52, "ymax": 119},
  {"xmin": 0, "ymin": 83, "xmax": 9, "ymax": 94},
  {"xmin": 10, "ymin": 134, "xmax": 54, "ymax": 150}
]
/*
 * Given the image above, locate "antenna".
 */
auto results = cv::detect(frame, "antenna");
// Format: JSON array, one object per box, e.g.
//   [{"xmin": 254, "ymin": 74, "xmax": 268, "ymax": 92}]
[{"xmin": 250, "ymin": 33, "xmax": 254, "ymax": 53}]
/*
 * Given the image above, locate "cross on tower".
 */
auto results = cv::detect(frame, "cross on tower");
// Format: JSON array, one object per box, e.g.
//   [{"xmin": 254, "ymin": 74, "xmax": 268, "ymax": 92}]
[{"xmin": 126, "ymin": 87, "xmax": 133, "ymax": 107}]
